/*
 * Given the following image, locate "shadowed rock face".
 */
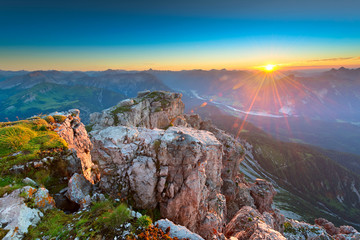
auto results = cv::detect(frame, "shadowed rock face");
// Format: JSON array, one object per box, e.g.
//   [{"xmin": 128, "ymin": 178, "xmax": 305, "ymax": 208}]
[
  {"xmin": 250, "ymin": 178, "xmax": 276, "ymax": 214},
  {"xmin": 91, "ymin": 125, "xmax": 225, "ymax": 238},
  {"xmin": 54, "ymin": 109, "xmax": 99, "ymax": 183}
]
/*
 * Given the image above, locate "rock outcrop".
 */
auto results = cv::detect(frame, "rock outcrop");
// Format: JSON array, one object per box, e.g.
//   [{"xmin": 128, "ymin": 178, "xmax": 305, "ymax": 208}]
[
  {"xmin": 250, "ymin": 178, "xmax": 277, "ymax": 214},
  {"xmin": 90, "ymin": 91, "xmax": 184, "ymax": 130},
  {"xmin": 155, "ymin": 219, "xmax": 205, "ymax": 240},
  {"xmin": 66, "ymin": 173, "xmax": 92, "ymax": 209},
  {"xmin": 0, "ymin": 188, "xmax": 44, "ymax": 240},
  {"xmin": 283, "ymin": 219, "xmax": 332, "ymax": 240},
  {"xmin": 89, "ymin": 90, "xmax": 287, "ymax": 238},
  {"xmin": 314, "ymin": 218, "xmax": 360, "ymax": 240},
  {"xmin": 87, "ymin": 90, "xmax": 360, "ymax": 239},
  {"xmin": 91, "ymin": 125, "xmax": 225, "ymax": 238},
  {"xmin": 224, "ymin": 206, "xmax": 286, "ymax": 240},
  {"xmin": 54, "ymin": 109, "xmax": 99, "ymax": 183}
]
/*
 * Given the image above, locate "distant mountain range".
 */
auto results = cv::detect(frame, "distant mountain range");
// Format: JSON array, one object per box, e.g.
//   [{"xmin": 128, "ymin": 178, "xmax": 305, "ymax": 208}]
[
  {"xmin": 0, "ymin": 67, "xmax": 359, "ymax": 155},
  {"xmin": 194, "ymin": 104, "xmax": 360, "ymax": 228},
  {"xmin": 150, "ymin": 67, "xmax": 360, "ymax": 122},
  {"xmin": 0, "ymin": 67, "xmax": 360, "ymax": 228},
  {"xmin": 0, "ymin": 70, "xmax": 170, "ymax": 122}
]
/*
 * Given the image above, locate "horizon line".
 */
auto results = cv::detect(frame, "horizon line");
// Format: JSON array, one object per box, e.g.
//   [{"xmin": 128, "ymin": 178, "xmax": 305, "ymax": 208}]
[{"xmin": 1, "ymin": 65, "xmax": 360, "ymax": 73}]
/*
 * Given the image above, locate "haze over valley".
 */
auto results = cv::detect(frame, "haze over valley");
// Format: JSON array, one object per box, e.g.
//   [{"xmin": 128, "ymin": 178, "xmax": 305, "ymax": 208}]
[{"xmin": 1, "ymin": 0, "xmax": 360, "ymax": 239}]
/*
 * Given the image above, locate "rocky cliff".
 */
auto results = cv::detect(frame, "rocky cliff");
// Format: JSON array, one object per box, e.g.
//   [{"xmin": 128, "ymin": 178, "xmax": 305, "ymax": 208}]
[
  {"xmin": 88, "ymin": 90, "xmax": 360, "ymax": 239},
  {"xmin": 0, "ymin": 90, "xmax": 359, "ymax": 239}
]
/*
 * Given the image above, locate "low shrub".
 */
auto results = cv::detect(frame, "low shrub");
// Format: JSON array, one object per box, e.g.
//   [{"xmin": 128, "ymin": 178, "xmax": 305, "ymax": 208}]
[
  {"xmin": 44, "ymin": 115, "xmax": 55, "ymax": 124},
  {"xmin": 135, "ymin": 215, "xmax": 152, "ymax": 229},
  {"xmin": 96, "ymin": 203, "xmax": 132, "ymax": 231},
  {"xmin": 53, "ymin": 115, "xmax": 67, "ymax": 123}
]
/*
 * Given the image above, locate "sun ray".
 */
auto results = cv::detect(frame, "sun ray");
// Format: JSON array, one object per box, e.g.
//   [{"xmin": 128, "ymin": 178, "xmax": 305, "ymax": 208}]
[{"xmin": 236, "ymin": 72, "xmax": 267, "ymax": 138}]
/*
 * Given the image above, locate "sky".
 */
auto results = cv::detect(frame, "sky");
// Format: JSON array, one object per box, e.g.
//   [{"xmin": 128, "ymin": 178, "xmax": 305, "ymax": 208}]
[{"xmin": 1, "ymin": 0, "xmax": 360, "ymax": 71}]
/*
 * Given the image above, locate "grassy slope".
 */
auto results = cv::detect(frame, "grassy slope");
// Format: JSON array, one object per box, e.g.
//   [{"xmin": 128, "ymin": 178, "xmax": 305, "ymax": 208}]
[
  {"xmin": 0, "ymin": 117, "xmax": 68, "ymax": 196},
  {"xmin": 0, "ymin": 83, "xmax": 126, "ymax": 122},
  {"xmin": 0, "ymin": 118, "xmax": 174, "ymax": 240}
]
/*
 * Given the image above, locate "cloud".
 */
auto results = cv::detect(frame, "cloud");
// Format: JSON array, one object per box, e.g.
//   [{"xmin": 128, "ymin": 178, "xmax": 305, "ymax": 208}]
[{"xmin": 307, "ymin": 57, "xmax": 355, "ymax": 62}]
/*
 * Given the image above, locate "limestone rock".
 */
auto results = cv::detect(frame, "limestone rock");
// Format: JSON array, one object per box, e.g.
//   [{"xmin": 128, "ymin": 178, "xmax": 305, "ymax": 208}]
[
  {"xmin": 314, "ymin": 218, "xmax": 340, "ymax": 235},
  {"xmin": 250, "ymin": 179, "xmax": 276, "ymax": 213},
  {"xmin": 33, "ymin": 187, "xmax": 56, "ymax": 210},
  {"xmin": 235, "ymin": 221, "xmax": 286, "ymax": 240},
  {"xmin": 222, "ymin": 179, "xmax": 255, "ymax": 221},
  {"xmin": 283, "ymin": 219, "xmax": 332, "ymax": 240},
  {"xmin": 22, "ymin": 177, "xmax": 38, "ymax": 187},
  {"xmin": 314, "ymin": 218, "xmax": 360, "ymax": 239},
  {"xmin": 225, "ymin": 206, "xmax": 285, "ymax": 240},
  {"xmin": 195, "ymin": 116, "xmax": 247, "ymax": 221},
  {"xmin": 155, "ymin": 219, "xmax": 204, "ymax": 240},
  {"xmin": 0, "ymin": 188, "xmax": 43, "ymax": 240},
  {"xmin": 90, "ymin": 90, "xmax": 185, "ymax": 130},
  {"xmin": 66, "ymin": 173, "xmax": 92, "ymax": 208},
  {"xmin": 54, "ymin": 109, "xmax": 99, "ymax": 183},
  {"xmin": 91, "ymin": 125, "xmax": 225, "ymax": 238},
  {"xmin": 224, "ymin": 206, "xmax": 263, "ymax": 237},
  {"xmin": 339, "ymin": 225, "xmax": 357, "ymax": 235},
  {"xmin": 21, "ymin": 186, "xmax": 56, "ymax": 210},
  {"xmin": 127, "ymin": 156, "xmax": 157, "ymax": 209}
]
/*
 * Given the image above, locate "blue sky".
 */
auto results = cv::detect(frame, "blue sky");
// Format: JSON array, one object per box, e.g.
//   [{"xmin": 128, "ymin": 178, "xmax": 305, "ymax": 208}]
[{"xmin": 1, "ymin": 0, "xmax": 360, "ymax": 70}]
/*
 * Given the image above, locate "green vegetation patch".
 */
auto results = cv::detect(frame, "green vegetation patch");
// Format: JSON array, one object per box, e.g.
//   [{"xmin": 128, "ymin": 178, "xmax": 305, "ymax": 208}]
[
  {"xmin": 0, "ymin": 118, "xmax": 68, "ymax": 196},
  {"xmin": 141, "ymin": 91, "xmax": 171, "ymax": 109},
  {"xmin": 43, "ymin": 115, "xmax": 55, "ymax": 124},
  {"xmin": 85, "ymin": 124, "xmax": 94, "ymax": 133},
  {"xmin": 53, "ymin": 115, "xmax": 67, "ymax": 123},
  {"xmin": 0, "ymin": 119, "xmax": 67, "ymax": 171},
  {"xmin": 0, "ymin": 228, "xmax": 9, "ymax": 239},
  {"xmin": 25, "ymin": 200, "xmax": 159, "ymax": 239},
  {"xmin": 153, "ymin": 140, "xmax": 161, "ymax": 154},
  {"xmin": 111, "ymin": 105, "xmax": 133, "ymax": 126},
  {"xmin": 283, "ymin": 222, "xmax": 297, "ymax": 234}
]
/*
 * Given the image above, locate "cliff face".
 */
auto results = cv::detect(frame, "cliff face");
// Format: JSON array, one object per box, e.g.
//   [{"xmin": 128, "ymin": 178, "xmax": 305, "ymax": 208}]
[
  {"xmin": 1, "ymin": 90, "xmax": 359, "ymax": 239},
  {"xmin": 89, "ymin": 90, "xmax": 281, "ymax": 238},
  {"xmin": 53, "ymin": 109, "xmax": 99, "ymax": 183},
  {"xmin": 92, "ymin": 125, "xmax": 225, "ymax": 237},
  {"xmin": 89, "ymin": 90, "xmax": 360, "ymax": 239}
]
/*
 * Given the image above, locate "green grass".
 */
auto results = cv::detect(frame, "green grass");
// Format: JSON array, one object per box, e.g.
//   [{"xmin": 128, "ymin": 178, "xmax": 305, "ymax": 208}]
[
  {"xmin": 43, "ymin": 115, "xmax": 55, "ymax": 124},
  {"xmin": 111, "ymin": 105, "xmax": 133, "ymax": 126},
  {"xmin": 25, "ymin": 199, "xmax": 156, "ymax": 239},
  {"xmin": 85, "ymin": 124, "xmax": 94, "ymax": 133},
  {"xmin": 284, "ymin": 222, "xmax": 297, "ymax": 234},
  {"xmin": 0, "ymin": 119, "xmax": 67, "ymax": 171},
  {"xmin": 140, "ymin": 91, "xmax": 171, "ymax": 109},
  {"xmin": 53, "ymin": 115, "xmax": 67, "ymax": 123},
  {"xmin": 0, "ymin": 118, "xmax": 68, "ymax": 196},
  {"xmin": 135, "ymin": 215, "xmax": 152, "ymax": 229},
  {"xmin": 0, "ymin": 176, "xmax": 27, "ymax": 197}
]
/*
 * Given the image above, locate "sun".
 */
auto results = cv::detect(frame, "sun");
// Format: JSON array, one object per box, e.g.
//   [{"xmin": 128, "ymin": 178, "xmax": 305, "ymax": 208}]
[{"xmin": 264, "ymin": 64, "xmax": 276, "ymax": 72}]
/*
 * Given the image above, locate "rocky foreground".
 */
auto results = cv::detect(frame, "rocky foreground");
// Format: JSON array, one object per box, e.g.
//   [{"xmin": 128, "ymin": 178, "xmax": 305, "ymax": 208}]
[{"xmin": 0, "ymin": 90, "xmax": 359, "ymax": 239}]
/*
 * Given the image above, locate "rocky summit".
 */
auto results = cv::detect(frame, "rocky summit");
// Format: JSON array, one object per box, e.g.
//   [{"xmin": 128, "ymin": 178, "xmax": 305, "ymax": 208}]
[{"xmin": 0, "ymin": 90, "xmax": 359, "ymax": 239}]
